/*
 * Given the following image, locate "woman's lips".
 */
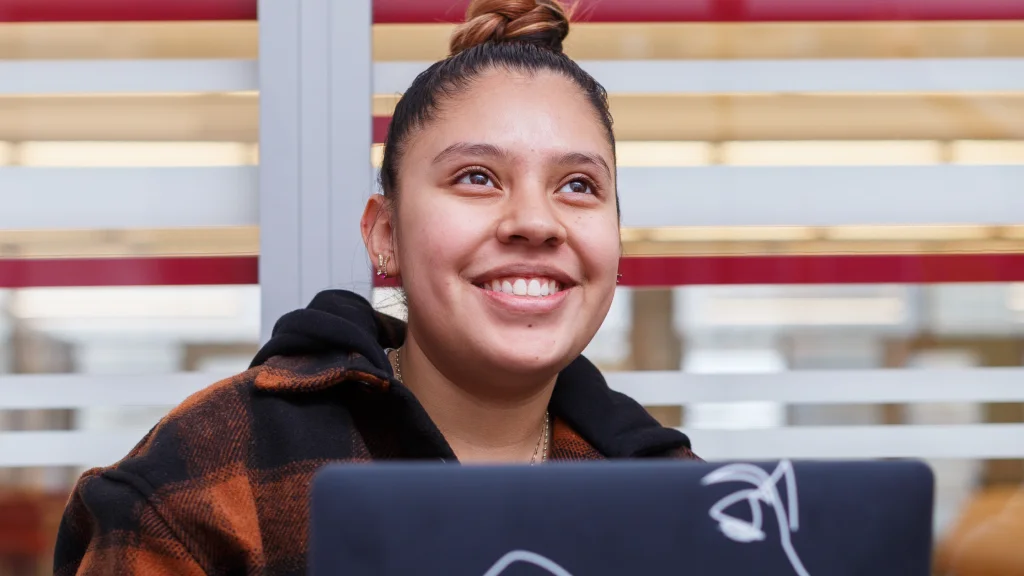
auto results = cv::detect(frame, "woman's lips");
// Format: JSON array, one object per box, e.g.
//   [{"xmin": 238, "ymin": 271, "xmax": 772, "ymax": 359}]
[{"xmin": 474, "ymin": 279, "xmax": 571, "ymax": 314}]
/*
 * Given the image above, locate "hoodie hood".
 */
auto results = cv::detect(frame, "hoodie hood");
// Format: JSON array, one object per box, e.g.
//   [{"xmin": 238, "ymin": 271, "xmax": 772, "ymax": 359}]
[{"xmin": 250, "ymin": 290, "xmax": 692, "ymax": 459}]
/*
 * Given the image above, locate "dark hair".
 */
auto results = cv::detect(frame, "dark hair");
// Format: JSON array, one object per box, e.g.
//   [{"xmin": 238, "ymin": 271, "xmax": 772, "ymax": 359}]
[{"xmin": 378, "ymin": 0, "xmax": 617, "ymax": 217}]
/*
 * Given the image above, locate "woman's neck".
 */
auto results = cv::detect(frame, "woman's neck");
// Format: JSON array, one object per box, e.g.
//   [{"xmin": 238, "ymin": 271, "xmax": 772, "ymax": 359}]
[{"xmin": 395, "ymin": 333, "xmax": 554, "ymax": 464}]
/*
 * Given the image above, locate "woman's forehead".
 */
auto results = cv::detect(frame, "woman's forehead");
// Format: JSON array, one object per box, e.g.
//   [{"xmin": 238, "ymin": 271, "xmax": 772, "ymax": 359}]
[{"xmin": 412, "ymin": 71, "xmax": 613, "ymax": 162}]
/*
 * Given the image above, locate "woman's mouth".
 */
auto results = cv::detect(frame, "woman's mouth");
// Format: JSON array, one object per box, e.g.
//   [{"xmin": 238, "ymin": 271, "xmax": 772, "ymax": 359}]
[{"xmin": 475, "ymin": 277, "xmax": 564, "ymax": 298}]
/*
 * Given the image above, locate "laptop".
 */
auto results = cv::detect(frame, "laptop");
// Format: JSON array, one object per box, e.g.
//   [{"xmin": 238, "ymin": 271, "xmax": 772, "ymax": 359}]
[{"xmin": 310, "ymin": 460, "xmax": 934, "ymax": 576}]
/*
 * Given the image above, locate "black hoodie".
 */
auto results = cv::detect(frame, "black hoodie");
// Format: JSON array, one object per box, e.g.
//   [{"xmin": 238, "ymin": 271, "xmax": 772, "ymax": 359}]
[{"xmin": 252, "ymin": 289, "xmax": 695, "ymax": 459}]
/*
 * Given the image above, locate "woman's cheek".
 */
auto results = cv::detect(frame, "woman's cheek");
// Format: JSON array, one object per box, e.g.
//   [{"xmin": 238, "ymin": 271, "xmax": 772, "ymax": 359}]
[
  {"xmin": 574, "ymin": 216, "xmax": 621, "ymax": 278},
  {"xmin": 406, "ymin": 203, "xmax": 489, "ymax": 269}
]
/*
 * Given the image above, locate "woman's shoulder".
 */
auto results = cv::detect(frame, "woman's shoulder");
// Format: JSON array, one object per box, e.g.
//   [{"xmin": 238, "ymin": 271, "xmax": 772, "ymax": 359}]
[
  {"xmin": 56, "ymin": 356, "xmax": 380, "ymax": 574},
  {"xmin": 101, "ymin": 368, "xmax": 263, "ymax": 482},
  {"xmin": 65, "ymin": 351, "xmax": 382, "ymax": 513},
  {"xmin": 115, "ymin": 353, "xmax": 383, "ymax": 485}
]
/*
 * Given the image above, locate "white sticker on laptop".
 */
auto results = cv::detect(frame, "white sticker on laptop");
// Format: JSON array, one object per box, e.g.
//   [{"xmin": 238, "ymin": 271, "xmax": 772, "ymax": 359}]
[
  {"xmin": 481, "ymin": 550, "xmax": 575, "ymax": 576},
  {"xmin": 701, "ymin": 459, "xmax": 810, "ymax": 576},
  {"xmin": 480, "ymin": 460, "xmax": 809, "ymax": 576}
]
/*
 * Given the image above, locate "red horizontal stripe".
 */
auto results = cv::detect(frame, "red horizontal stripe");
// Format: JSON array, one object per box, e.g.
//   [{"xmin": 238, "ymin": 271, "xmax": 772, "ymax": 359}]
[
  {"xmin": 0, "ymin": 257, "xmax": 258, "ymax": 288},
  {"xmin": 373, "ymin": 116, "xmax": 391, "ymax": 145},
  {"xmin": 0, "ymin": 0, "xmax": 255, "ymax": 22},
  {"xmin": 374, "ymin": 0, "xmax": 1024, "ymax": 23},
  {"xmin": 618, "ymin": 254, "xmax": 1024, "ymax": 286},
  {"xmin": 3, "ymin": 0, "xmax": 1022, "ymax": 24},
  {"xmin": 4, "ymin": 254, "xmax": 1024, "ymax": 288}
]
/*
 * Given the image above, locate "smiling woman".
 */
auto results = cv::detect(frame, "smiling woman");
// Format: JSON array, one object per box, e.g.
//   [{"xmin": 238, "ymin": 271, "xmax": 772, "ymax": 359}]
[
  {"xmin": 51, "ymin": 1, "xmax": 699, "ymax": 575},
  {"xmin": 361, "ymin": 0, "xmax": 630, "ymax": 460}
]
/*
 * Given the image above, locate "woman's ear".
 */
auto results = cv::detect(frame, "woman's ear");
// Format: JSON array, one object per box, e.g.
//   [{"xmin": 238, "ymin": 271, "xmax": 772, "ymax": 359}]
[{"xmin": 360, "ymin": 194, "xmax": 397, "ymax": 277}]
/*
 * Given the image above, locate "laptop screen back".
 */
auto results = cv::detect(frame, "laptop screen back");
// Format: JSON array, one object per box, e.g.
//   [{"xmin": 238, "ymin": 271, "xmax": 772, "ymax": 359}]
[{"xmin": 310, "ymin": 460, "xmax": 934, "ymax": 576}]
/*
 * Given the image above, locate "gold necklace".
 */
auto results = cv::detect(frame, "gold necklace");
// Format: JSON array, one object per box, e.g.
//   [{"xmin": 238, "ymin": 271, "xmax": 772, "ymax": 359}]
[
  {"xmin": 387, "ymin": 347, "xmax": 403, "ymax": 383},
  {"xmin": 386, "ymin": 347, "xmax": 550, "ymax": 464},
  {"xmin": 530, "ymin": 410, "xmax": 551, "ymax": 465}
]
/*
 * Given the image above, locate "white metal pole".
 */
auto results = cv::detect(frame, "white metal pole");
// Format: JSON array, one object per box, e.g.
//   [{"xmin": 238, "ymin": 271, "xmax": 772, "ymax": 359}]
[{"xmin": 258, "ymin": 0, "xmax": 374, "ymax": 343}]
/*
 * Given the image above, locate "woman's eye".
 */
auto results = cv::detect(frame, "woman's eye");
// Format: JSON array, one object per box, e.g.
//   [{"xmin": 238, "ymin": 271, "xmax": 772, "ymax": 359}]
[
  {"xmin": 457, "ymin": 171, "xmax": 495, "ymax": 187},
  {"xmin": 559, "ymin": 179, "xmax": 593, "ymax": 195}
]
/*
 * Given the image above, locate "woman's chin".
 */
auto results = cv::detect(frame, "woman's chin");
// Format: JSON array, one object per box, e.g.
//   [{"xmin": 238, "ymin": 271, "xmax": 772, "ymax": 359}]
[{"xmin": 477, "ymin": 340, "xmax": 577, "ymax": 377}]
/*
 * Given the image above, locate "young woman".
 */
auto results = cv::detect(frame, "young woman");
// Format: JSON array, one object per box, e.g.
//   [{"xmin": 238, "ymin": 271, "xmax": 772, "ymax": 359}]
[{"xmin": 54, "ymin": 1, "xmax": 699, "ymax": 574}]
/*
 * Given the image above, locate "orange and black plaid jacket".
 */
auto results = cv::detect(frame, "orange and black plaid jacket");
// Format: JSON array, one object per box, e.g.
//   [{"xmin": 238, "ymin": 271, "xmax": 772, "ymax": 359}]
[{"xmin": 53, "ymin": 290, "xmax": 698, "ymax": 576}]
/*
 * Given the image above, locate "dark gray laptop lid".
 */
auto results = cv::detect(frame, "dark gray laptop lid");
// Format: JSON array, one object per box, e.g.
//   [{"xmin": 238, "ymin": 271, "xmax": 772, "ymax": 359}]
[{"xmin": 310, "ymin": 460, "xmax": 934, "ymax": 576}]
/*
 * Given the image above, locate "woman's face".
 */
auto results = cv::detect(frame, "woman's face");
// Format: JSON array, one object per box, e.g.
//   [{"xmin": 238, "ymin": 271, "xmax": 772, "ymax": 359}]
[{"xmin": 370, "ymin": 69, "xmax": 620, "ymax": 385}]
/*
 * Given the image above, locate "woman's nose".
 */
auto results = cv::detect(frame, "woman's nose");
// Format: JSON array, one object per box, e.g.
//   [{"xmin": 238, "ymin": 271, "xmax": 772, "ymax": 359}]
[{"xmin": 495, "ymin": 187, "xmax": 567, "ymax": 248}]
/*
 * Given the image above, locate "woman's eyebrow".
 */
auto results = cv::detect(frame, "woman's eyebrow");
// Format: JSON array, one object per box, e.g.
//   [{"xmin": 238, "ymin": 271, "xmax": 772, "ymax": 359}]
[
  {"xmin": 553, "ymin": 151, "xmax": 612, "ymax": 180},
  {"xmin": 432, "ymin": 142, "xmax": 511, "ymax": 164},
  {"xmin": 432, "ymin": 143, "xmax": 612, "ymax": 180}
]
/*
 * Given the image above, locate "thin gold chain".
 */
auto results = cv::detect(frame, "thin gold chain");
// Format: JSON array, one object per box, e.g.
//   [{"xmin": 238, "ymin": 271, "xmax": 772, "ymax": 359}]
[
  {"xmin": 531, "ymin": 410, "xmax": 551, "ymax": 465},
  {"xmin": 386, "ymin": 347, "xmax": 549, "ymax": 464},
  {"xmin": 387, "ymin": 347, "xmax": 403, "ymax": 383}
]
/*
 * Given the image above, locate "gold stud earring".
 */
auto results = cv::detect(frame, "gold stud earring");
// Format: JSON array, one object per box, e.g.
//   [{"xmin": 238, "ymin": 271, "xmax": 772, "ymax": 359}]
[{"xmin": 377, "ymin": 254, "xmax": 389, "ymax": 278}]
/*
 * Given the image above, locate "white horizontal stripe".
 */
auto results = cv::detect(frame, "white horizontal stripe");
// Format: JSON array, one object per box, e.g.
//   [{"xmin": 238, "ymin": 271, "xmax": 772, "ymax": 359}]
[
  {"xmin": 4, "ymin": 368, "xmax": 1023, "ymax": 410},
  {"xmin": 2, "ymin": 424, "xmax": 1021, "ymax": 467},
  {"xmin": 618, "ymin": 165, "xmax": 1024, "ymax": 227},
  {"xmin": 0, "ymin": 60, "xmax": 258, "ymax": 95},
  {"xmin": 0, "ymin": 167, "xmax": 257, "ymax": 229},
  {"xmin": 608, "ymin": 368, "xmax": 1024, "ymax": 405},
  {"xmin": 684, "ymin": 424, "xmax": 1024, "ymax": 460},
  {"xmin": 3, "ymin": 59, "xmax": 1023, "ymax": 97},
  {"xmin": 4, "ymin": 165, "xmax": 1019, "ymax": 231},
  {"xmin": 375, "ymin": 59, "xmax": 1024, "ymax": 95},
  {"xmin": 0, "ymin": 430, "xmax": 150, "ymax": 468},
  {"xmin": 0, "ymin": 373, "xmax": 230, "ymax": 410}
]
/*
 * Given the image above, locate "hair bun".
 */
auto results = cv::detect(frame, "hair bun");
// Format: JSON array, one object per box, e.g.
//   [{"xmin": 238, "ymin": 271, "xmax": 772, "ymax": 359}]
[{"xmin": 449, "ymin": 0, "xmax": 571, "ymax": 57}]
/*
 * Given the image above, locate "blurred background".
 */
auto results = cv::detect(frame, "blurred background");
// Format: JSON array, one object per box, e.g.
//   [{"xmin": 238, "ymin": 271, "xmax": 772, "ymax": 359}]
[{"xmin": 1, "ymin": 0, "xmax": 1023, "ymax": 574}]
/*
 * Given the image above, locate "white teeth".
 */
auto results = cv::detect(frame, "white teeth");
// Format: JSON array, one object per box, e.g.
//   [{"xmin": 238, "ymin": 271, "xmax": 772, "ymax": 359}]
[{"xmin": 483, "ymin": 277, "xmax": 564, "ymax": 297}]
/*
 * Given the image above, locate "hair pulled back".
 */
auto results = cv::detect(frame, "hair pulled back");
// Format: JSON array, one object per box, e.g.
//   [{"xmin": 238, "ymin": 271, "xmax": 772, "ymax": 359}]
[
  {"xmin": 379, "ymin": 0, "xmax": 617, "ymax": 215},
  {"xmin": 450, "ymin": 0, "xmax": 571, "ymax": 55}
]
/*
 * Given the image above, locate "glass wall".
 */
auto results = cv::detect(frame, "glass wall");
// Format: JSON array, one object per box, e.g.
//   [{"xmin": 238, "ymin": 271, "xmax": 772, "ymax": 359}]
[{"xmin": 1, "ymin": 2, "xmax": 1022, "ymax": 574}]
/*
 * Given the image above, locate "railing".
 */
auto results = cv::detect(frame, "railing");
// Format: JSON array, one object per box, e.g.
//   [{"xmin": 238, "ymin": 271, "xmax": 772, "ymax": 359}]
[
  {"xmin": 2, "ymin": 369, "xmax": 1024, "ymax": 467},
  {"xmin": 0, "ymin": 0, "xmax": 1021, "ymax": 474},
  {"xmin": 1, "ymin": 2, "xmax": 1021, "ymax": 287},
  {"xmin": 3, "ymin": 59, "xmax": 1023, "ymax": 288}
]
